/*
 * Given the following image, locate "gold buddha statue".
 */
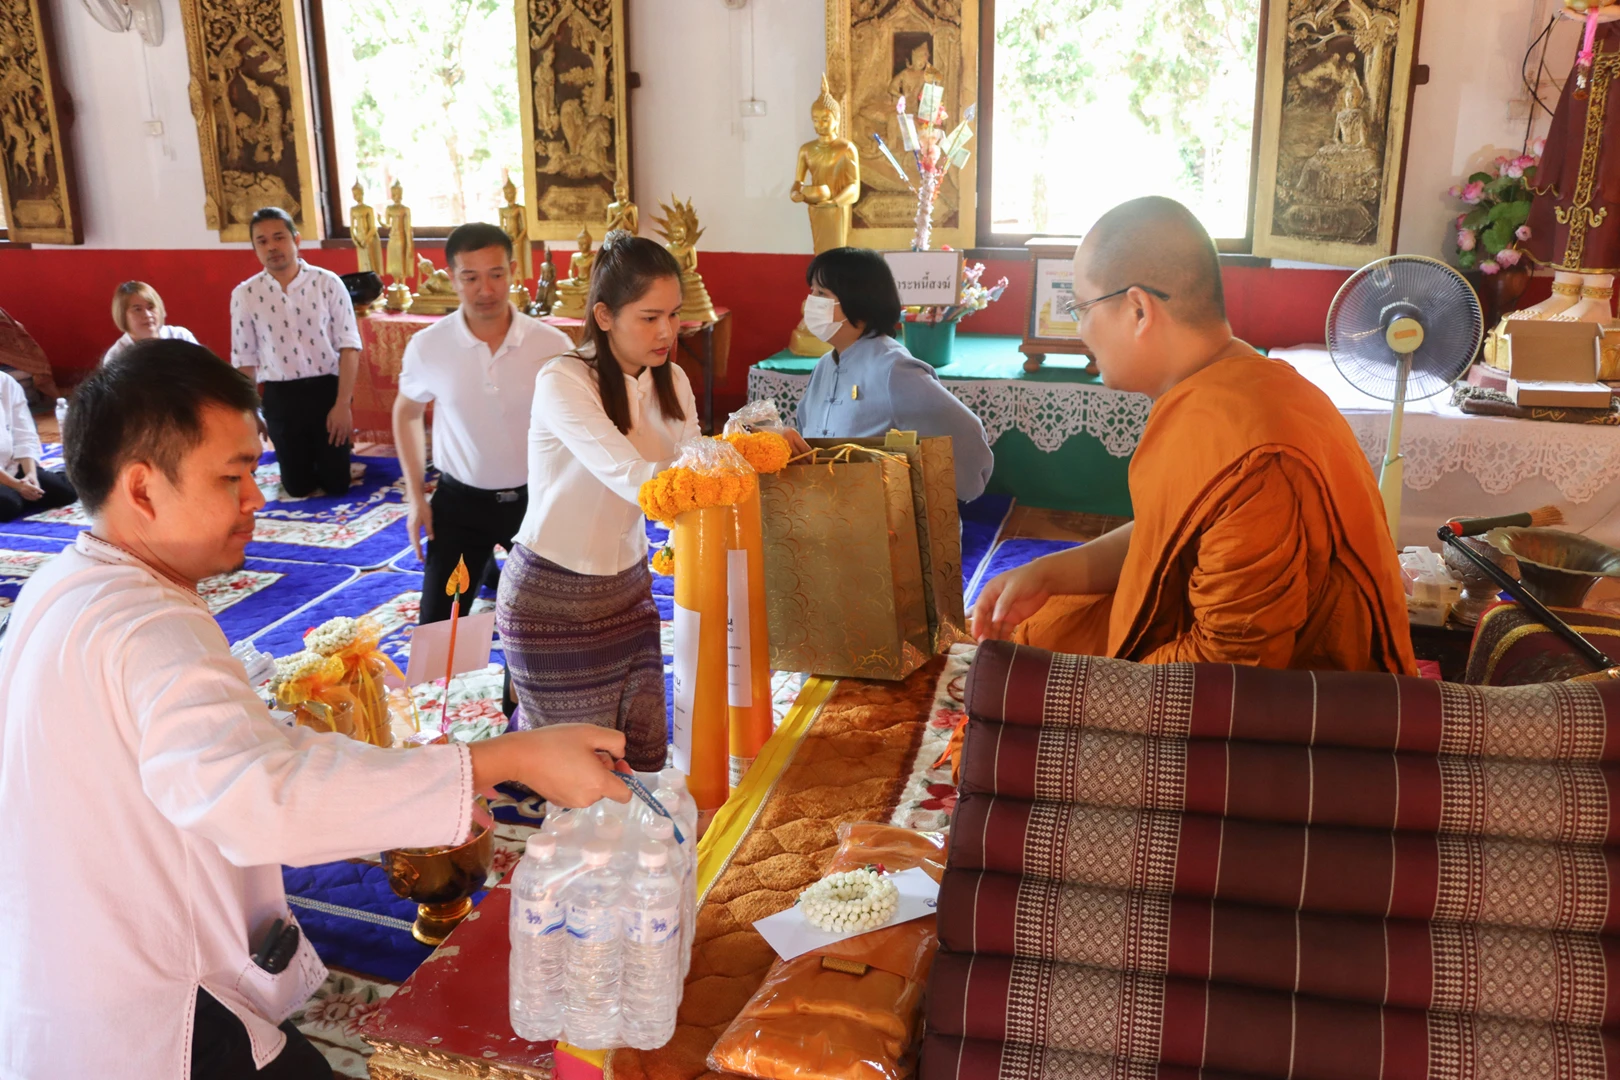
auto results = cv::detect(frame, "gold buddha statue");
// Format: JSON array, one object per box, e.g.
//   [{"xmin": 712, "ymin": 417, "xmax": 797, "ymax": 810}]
[
  {"xmin": 605, "ymin": 178, "xmax": 638, "ymax": 235},
  {"xmin": 788, "ymin": 75, "xmax": 861, "ymax": 355},
  {"xmin": 383, "ymin": 179, "xmax": 414, "ymax": 285},
  {"xmin": 654, "ymin": 196, "xmax": 717, "ymax": 324},
  {"xmin": 410, "ymin": 255, "xmax": 460, "ymax": 315},
  {"xmin": 551, "ymin": 224, "xmax": 595, "ymax": 320},
  {"xmin": 349, "ymin": 180, "xmax": 383, "ymax": 277},
  {"xmin": 498, "ymin": 172, "xmax": 534, "ymax": 284}
]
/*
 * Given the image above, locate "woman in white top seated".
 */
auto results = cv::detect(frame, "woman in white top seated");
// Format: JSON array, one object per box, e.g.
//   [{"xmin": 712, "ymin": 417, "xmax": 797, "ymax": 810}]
[
  {"xmin": 795, "ymin": 246, "xmax": 994, "ymax": 500},
  {"xmin": 102, "ymin": 281, "xmax": 197, "ymax": 364},
  {"xmin": 497, "ymin": 231, "xmax": 699, "ymax": 772}
]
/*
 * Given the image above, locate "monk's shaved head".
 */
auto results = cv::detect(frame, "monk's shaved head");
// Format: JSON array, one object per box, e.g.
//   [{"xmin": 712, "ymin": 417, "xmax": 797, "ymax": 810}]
[{"xmin": 1076, "ymin": 196, "xmax": 1226, "ymax": 327}]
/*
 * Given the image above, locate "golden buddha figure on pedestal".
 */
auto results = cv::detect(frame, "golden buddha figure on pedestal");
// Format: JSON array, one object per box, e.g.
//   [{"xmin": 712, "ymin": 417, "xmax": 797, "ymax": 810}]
[
  {"xmin": 551, "ymin": 225, "xmax": 595, "ymax": 319},
  {"xmin": 788, "ymin": 75, "xmax": 861, "ymax": 355}
]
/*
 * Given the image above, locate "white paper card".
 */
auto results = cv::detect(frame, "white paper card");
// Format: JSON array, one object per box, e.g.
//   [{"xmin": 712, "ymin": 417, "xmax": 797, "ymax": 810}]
[
  {"xmin": 726, "ymin": 550, "xmax": 752, "ymax": 709},
  {"xmin": 671, "ymin": 604, "xmax": 700, "ymax": 773},
  {"xmin": 753, "ymin": 867, "xmax": 940, "ymax": 962},
  {"xmin": 885, "ymin": 251, "xmax": 960, "ymax": 306},
  {"xmin": 403, "ymin": 612, "xmax": 497, "ymax": 686}
]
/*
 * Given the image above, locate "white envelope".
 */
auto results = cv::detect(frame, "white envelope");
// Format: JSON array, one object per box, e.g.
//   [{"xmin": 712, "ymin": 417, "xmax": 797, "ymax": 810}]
[
  {"xmin": 403, "ymin": 611, "xmax": 497, "ymax": 687},
  {"xmin": 752, "ymin": 866, "xmax": 940, "ymax": 962}
]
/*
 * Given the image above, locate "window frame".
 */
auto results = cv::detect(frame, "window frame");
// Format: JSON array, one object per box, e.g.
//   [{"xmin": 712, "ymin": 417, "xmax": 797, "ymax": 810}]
[
  {"xmin": 973, "ymin": 0, "xmax": 1270, "ymax": 253},
  {"xmin": 301, "ymin": 0, "xmax": 469, "ymax": 243}
]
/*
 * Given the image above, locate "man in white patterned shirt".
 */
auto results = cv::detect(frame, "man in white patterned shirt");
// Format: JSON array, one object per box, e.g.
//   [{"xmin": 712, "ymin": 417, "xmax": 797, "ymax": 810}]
[{"xmin": 230, "ymin": 207, "xmax": 362, "ymax": 498}]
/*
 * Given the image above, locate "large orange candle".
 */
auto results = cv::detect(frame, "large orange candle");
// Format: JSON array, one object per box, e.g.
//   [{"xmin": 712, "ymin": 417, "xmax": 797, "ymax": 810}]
[
  {"xmin": 726, "ymin": 482, "xmax": 773, "ymax": 787},
  {"xmin": 672, "ymin": 504, "xmax": 732, "ymax": 829}
]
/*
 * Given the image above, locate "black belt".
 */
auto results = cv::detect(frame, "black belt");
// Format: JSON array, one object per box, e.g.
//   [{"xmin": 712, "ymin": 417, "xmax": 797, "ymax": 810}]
[{"xmin": 437, "ymin": 471, "xmax": 524, "ymax": 504}]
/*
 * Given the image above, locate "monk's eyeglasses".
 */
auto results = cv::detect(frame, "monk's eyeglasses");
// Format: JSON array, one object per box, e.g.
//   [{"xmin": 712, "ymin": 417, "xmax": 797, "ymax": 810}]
[{"xmin": 1063, "ymin": 284, "xmax": 1171, "ymax": 320}]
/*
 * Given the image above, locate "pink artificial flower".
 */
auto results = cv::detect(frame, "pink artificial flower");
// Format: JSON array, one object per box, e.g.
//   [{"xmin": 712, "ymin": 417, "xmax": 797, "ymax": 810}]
[
  {"xmin": 1496, "ymin": 248, "xmax": 1522, "ymax": 267},
  {"xmin": 1513, "ymin": 154, "xmax": 1537, "ymax": 171},
  {"xmin": 1449, "ymin": 184, "xmax": 1463, "ymax": 199},
  {"xmin": 1505, "ymin": 161, "xmax": 1524, "ymax": 178},
  {"xmin": 1495, "ymin": 155, "xmax": 1512, "ymax": 168},
  {"xmin": 1480, "ymin": 260, "xmax": 1501, "ymax": 275},
  {"xmin": 1461, "ymin": 181, "xmax": 1485, "ymax": 204},
  {"xmin": 1533, "ymin": 137, "xmax": 1547, "ymax": 157},
  {"xmin": 1457, "ymin": 228, "xmax": 1476, "ymax": 252},
  {"xmin": 1456, "ymin": 213, "xmax": 1467, "ymax": 226},
  {"xmin": 1516, "ymin": 225, "xmax": 1532, "ymax": 241}
]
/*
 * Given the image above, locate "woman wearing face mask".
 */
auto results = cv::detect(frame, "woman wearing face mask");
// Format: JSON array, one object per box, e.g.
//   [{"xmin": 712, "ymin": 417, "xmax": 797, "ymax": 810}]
[
  {"xmin": 497, "ymin": 231, "xmax": 699, "ymax": 771},
  {"xmin": 796, "ymin": 247, "xmax": 993, "ymax": 500},
  {"xmin": 102, "ymin": 281, "xmax": 197, "ymax": 364}
]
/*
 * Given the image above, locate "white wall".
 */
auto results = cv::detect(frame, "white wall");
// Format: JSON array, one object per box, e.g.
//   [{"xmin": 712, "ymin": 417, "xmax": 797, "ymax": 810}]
[{"xmin": 30, "ymin": 0, "xmax": 1580, "ymax": 258}]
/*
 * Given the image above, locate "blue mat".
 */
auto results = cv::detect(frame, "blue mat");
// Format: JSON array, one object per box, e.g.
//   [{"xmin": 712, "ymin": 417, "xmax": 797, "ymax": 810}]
[
  {"xmin": 965, "ymin": 537, "xmax": 1082, "ymax": 608},
  {"xmin": 0, "ymin": 451, "xmax": 413, "ymax": 570},
  {"xmin": 0, "ymin": 531, "xmax": 356, "ymax": 645},
  {"xmin": 959, "ymin": 493, "xmax": 1013, "ymax": 593}
]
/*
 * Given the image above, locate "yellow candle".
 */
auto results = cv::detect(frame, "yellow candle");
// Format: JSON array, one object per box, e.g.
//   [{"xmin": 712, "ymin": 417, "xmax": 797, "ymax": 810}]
[
  {"xmin": 673, "ymin": 504, "xmax": 732, "ymax": 824},
  {"xmin": 727, "ymin": 484, "xmax": 773, "ymax": 788}
]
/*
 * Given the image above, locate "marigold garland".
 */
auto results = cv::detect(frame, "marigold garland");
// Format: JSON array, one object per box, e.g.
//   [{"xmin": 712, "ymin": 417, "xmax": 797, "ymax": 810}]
[
  {"xmin": 651, "ymin": 545, "xmax": 675, "ymax": 576},
  {"xmin": 636, "ymin": 433, "xmax": 788, "ymax": 526}
]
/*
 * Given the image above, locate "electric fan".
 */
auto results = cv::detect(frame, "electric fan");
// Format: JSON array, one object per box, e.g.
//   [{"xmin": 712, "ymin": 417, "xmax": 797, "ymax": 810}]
[{"xmin": 1325, "ymin": 255, "xmax": 1484, "ymax": 539}]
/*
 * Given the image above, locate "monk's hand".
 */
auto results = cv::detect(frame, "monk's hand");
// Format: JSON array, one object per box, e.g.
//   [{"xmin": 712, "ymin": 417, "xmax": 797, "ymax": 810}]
[
  {"xmin": 971, "ymin": 564, "xmax": 1052, "ymax": 642},
  {"xmin": 469, "ymin": 724, "xmax": 633, "ymax": 808}
]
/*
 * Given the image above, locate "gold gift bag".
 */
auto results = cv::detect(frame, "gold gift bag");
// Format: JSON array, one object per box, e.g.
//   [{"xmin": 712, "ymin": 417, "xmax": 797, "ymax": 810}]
[{"xmin": 760, "ymin": 445, "xmax": 930, "ymax": 680}]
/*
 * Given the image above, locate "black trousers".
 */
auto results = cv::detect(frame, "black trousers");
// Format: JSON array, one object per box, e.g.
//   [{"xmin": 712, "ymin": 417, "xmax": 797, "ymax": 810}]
[
  {"xmin": 260, "ymin": 375, "xmax": 351, "ymax": 498},
  {"xmin": 191, "ymin": 988, "xmax": 331, "ymax": 1080},
  {"xmin": 0, "ymin": 466, "xmax": 76, "ymax": 522},
  {"xmin": 419, "ymin": 473, "xmax": 528, "ymax": 624}
]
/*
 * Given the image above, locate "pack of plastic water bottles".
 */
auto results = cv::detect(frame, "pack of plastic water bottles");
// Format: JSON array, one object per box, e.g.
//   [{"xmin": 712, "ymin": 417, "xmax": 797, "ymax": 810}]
[{"xmin": 508, "ymin": 768, "xmax": 698, "ymax": 1051}]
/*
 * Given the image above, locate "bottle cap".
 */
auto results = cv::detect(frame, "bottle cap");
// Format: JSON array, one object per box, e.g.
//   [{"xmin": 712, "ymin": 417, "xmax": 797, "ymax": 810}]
[
  {"xmin": 637, "ymin": 843, "xmax": 668, "ymax": 869},
  {"xmin": 581, "ymin": 840, "xmax": 612, "ymax": 868},
  {"xmin": 644, "ymin": 817, "xmax": 674, "ymax": 842},
  {"xmin": 525, "ymin": 833, "xmax": 556, "ymax": 859}
]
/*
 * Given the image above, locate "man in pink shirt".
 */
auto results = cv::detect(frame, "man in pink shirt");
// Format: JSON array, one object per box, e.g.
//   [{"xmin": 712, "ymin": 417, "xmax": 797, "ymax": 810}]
[{"xmin": 0, "ymin": 339, "xmax": 631, "ymax": 1079}]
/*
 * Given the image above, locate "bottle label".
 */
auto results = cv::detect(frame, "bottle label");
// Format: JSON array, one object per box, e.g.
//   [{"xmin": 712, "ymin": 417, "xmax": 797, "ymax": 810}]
[
  {"xmin": 623, "ymin": 905, "xmax": 680, "ymax": 945},
  {"xmin": 566, "ymin": 904, "xmax": 620, "ymax": 944},
  {"xmin": 517, "ymin": 897, "xmax": 564, "ymax": 935}
]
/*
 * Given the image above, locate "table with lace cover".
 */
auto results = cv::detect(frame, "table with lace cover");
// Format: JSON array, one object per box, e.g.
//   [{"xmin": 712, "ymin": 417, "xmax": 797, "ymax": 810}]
[
  {"xmin": 749, "ymin": 335, "xmax": 1147, "ymax": 516},
  {"xmin": 1270, "ymin": 347, "xmax": 1620, "ymax": 549}
]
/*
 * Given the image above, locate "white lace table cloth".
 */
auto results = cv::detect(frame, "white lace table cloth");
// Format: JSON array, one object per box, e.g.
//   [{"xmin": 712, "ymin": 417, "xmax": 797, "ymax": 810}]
[{"xmin": 746, "ymin": 366, "xmax": 1153, "ymax": 458}]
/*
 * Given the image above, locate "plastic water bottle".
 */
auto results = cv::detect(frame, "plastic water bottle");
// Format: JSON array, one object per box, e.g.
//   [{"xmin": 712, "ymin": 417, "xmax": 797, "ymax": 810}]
[
  {"xmin": 619, "ymin": 843, "xmax": 683, "ymax": 1050},
  {"xmin": 657, "ymin": 769, "xmax": 699, "ymax": 840},
  {"xmin": 53, "ymin": 398, "xmax": 67, "ymax": 431},
  {"xmin": 640, "ymin": 816, "xmax": 695, "ymax": 978},
  {"xmin": 509, "ymin": 833, "xmax": 568, "ymax": 1041},
  {"xmin": 562, "ymin": 841, "xmax": 624, "ymax": 1049}
]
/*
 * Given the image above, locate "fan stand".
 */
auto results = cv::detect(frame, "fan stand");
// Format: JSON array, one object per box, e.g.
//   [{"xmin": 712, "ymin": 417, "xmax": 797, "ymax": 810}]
[{"xmin": 1377, "ymin": 353, "xmax": 1411, "ymax": 543}]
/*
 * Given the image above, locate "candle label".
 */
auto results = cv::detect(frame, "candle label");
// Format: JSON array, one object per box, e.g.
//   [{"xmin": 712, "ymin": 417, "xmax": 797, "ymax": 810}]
[
  {"xmin": 671, "ymin": 603, "xmax": 700, "ymax": 774},
  {"xmin": 726, "ymin": 549, "xmax": 752, "ymax": 709}
]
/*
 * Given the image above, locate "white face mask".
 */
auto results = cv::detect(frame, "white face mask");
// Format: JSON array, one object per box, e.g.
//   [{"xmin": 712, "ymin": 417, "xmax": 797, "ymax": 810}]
[{"xmin": 803, "ymin": 295, "xmax": 844, "ymax": 343}]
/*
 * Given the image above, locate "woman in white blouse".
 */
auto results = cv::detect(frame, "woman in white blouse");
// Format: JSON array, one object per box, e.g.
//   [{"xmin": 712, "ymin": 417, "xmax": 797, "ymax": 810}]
[
  {"xmin": 498, "ymin": 231, "xmax": 699, "ymax": 771},
  {"xmin": 102, "ymin": 281, "xmax": 198, "ymax": 364}
]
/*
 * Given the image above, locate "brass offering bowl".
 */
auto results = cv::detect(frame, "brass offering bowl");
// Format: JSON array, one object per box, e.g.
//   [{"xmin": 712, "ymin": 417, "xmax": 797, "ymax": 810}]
[
  {"xmin": 382, "ymin": 800, "xmax": 494, "ymax": 946},
  {"xmin": 1486, "ymin": 528, "xmax": 1620, "ymax": 610},
  {"xmin": 1440, "ymin": 528, "xmax": 1514, "ymax": 627}
]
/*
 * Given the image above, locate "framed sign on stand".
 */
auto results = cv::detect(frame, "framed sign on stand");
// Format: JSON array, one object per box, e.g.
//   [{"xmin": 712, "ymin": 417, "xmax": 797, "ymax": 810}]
[{"xmin": 1019, "ymin": 237, "xmax": 1089, "ymax": 372}]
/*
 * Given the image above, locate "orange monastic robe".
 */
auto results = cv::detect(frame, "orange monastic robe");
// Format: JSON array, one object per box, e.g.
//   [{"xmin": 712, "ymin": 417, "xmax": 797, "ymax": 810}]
[{"xmin": 1017, "ymin": 349, "xmax": 1417, "ymax": 675}]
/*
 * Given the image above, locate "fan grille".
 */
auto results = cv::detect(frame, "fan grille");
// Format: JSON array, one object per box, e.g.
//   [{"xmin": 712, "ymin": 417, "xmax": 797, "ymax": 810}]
[{"xmin": 1326, "ymin": 256, "xmax": 1483, "ymax": 402}]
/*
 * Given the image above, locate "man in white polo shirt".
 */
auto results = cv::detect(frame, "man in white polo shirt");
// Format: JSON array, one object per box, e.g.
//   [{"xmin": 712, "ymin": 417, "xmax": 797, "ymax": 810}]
[
  {"xmin": 393, "ymin": 221, "xmax": 573, "ymax": 624},
  {"xmin": 0, "ymin": 340, "xmax": 630, "ymax": 1080},
  {"xmin": 231, "ymin": 207, "xmax": 362, "ymax": 498}
]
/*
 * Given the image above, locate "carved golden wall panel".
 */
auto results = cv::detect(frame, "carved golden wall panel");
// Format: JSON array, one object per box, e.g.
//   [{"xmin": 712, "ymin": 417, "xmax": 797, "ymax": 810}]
[
  {"xmin": 826, "ymin": 0, "xmax": 978, "ymax": 251},
  {"xmin": 0, "ymin": 0, "xmax": 82, "ymax": 244},
  {"xmin": 178, "ymin": 0, "xmax": 319, "ymax": 241},
  {"xmin": 1252, "ymin": 0, "xmax": 1423, "ymax": 264},
  {"xmin": 516, "ymin": 0, "xmax": 630, "ymax": 241}
]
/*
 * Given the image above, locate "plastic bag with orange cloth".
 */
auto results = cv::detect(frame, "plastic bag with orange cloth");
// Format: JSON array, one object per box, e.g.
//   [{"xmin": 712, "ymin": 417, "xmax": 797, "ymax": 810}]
[
  {"xmin": 270, "ymin": 616, "xmax": 404, "ymax": 747},
  {"xmin": 706, "ymin": 822, "xmax": 946, "ymax": 1080}
]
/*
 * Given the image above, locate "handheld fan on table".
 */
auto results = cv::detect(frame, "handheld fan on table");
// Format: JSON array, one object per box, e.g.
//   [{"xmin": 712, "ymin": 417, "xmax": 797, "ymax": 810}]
[{"xmin": 1325, "ymin": 255, "xmax": 1484, "ymax": 540}]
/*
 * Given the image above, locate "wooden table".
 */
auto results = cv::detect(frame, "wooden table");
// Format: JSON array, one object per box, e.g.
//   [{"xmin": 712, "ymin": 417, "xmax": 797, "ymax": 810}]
[{"xmin": 354, "ymin": 309, "xmax": 732, "ymax": 442}]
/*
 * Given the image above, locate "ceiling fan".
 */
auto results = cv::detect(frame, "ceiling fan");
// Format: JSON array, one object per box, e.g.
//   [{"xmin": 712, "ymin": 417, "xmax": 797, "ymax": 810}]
[{"xmin": 81, "ymin": 0, "xmax": 164, "ymax": 47}]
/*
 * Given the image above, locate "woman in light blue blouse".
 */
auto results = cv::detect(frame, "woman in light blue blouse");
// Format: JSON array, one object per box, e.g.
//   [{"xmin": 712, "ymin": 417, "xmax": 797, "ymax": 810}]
[{"xmin": 795, "ymin": 247, "xmax": 994, "ymax": 500}]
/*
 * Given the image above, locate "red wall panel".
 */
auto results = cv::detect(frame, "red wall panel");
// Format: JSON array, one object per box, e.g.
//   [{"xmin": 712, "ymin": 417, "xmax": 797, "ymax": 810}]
[{"xmin": 1, "ymin": 246, "xmax": 1356, "ymax": 413}]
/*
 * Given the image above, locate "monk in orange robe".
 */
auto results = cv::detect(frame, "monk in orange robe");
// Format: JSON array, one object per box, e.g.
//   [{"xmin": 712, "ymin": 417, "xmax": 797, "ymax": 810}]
[{"xmin": 972, "ymin": 197, "xmax": 1415, "ymax": 674}]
